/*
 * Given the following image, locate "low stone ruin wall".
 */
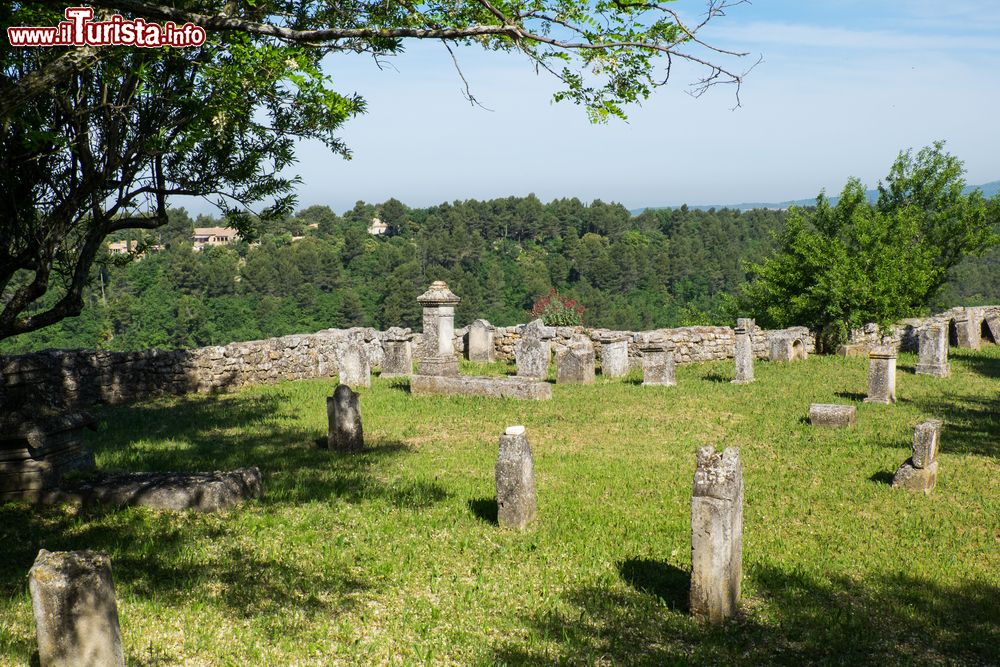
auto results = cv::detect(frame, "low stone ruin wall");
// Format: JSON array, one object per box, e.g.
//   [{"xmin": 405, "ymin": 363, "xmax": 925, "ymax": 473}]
[
  {"xmin": 2, "ymin": 306, "xmax": 995, "ymax": 411},
  {"xmin": 845, "ymin": 305, "xmax": 1000, "ymax": 352}
]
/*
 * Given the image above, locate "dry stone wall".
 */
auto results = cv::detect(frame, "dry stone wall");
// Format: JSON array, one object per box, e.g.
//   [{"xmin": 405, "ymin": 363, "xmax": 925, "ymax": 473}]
[
  {"xmin": 3, "ymin": 306, "xmax": 995, "ymax": 411},
  {"xmin": 846, "ymin": 305, "xmax": 1000, "ymax": 351}
]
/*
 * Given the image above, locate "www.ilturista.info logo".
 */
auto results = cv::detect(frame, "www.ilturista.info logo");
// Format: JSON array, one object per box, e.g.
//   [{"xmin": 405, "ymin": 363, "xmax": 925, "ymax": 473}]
[{"xmin": 7, "ymin": 7, "xmax": 206, "ymax": 47}]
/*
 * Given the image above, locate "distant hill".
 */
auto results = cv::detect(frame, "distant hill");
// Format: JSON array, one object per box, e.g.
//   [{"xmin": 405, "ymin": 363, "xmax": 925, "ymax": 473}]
[{"xmin": 632, "ymin": 180, "xmax": 1000, "ymax": 215}]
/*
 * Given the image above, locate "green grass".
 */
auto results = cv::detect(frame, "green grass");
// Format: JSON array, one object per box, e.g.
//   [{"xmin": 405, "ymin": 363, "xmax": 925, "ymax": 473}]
[{"xmin": 1, "ymin": 349, "xmax": 998, "ymax": 665}]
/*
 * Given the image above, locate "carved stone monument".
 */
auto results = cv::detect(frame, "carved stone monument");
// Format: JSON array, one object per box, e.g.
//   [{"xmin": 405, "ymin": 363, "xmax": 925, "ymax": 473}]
[
  {"xmin": 892, "ymin": 419, "xmax": 941, "ymax": 493},
  {"xmin": 555, "ymin": 336, "xmax": 595, "ymax": 384},
  {"xmin": 495, "ymin": 425, "xmax": 537, "ymax": 530},
  {"xmin": 29, "ymin": 550, "xmax": 126, "ymax": 667},
  {"xmin": 639, "ymin": 338, "xmax": 676, "ymax": 387},
  {"xmin": 952, "ymin": 309, "xmax": 980, "ymax": 350},
  {"xmin": 515, "ymin": 319, "xmax": 553, "ymax": 380},
  {"xmin": 690, "ymin": 446, "xmax": 743, "ymax": 624},
  {"xmin": 467, "ymin": 319, "xmax": 495, "ymax": 363},
  {"xmin": 416, "ymin": 281, "xmax": 461, "ymax": 376},
  {"xmin": 381, "ymin": 329, "xmax": 414, "ymax": 377},
  {"xmin": 338, "ymin": 336, "xmax": 371, "ymax": 388},
  {"xmin": 598, "ymin": 335, "xmax": 629, "ymax": 378},
  {"xmin": 864, "ymin": 347, "xmax": 897, "ymax": 404},
  {"xmin": 326, "ymin": 384, "xmax": 363, "ymax": 453},
  {"xmin": 915, "ymin": 325, "xmax": 949, "ymax": 378},
  {"xmin": 732, "ymin": 319, "xmax": 754, "ymax": 385}
]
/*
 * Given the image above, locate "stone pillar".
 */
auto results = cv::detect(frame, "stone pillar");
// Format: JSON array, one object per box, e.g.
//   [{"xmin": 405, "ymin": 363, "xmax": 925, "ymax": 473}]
[
  {"xmin": 495, "ymin": 425, "xmax": 537, "ymax": 530},
  {"xmin": 416, "ymin": 281, "xmax": 461, "ymax": 376},
  {"xmin": 467, "ymin": 319, "xmax": 495, "ymax": 363},
  {"xmin": 892, "ymin": 419, "xmax": 941, "ymax": 493},
  {"xmin": 598, "ymin": 336, "xmax": 629, "ymax": 378},
  {"xmin": 639, "ymin": 339, "xmax": 676, "ymax": 386},
  {"xmin": 555, "ymin": 336, "xmax": 595, "ymax": 384},
  {"xmin": 953, "ymin": 309, "xmax": 980, "ymax": 350},
  {"xmin": 381, "ymin": 332, "xmax": 413, "ymax": 377},
  {"xmin": 29, "ymin": 549, "xmax": 126, "ymax": 667},
  {"xmin": 690, "ymin": 446, "xmax": 743, "ymax": 624},
  {"xmin": 732, "ymin": 319, "xmax": 754, "ymax": 385},
  {"xmin": 864, "ymin": 347, "xmax": 897, "ymax": 404},
  {"xmin": 326, "ymin": 384, "xmax": 363, "ymax": 452},
  {"xmin": 515, "ymin": 319, "xmax": 553, "ymax": 380},
  {"xmin": 337, "ymin": 337, "xmax": 371, "ymax": 388},
  {"xmin": 915, "ymin": 325, "xmax": 949, "ymax": 378}
]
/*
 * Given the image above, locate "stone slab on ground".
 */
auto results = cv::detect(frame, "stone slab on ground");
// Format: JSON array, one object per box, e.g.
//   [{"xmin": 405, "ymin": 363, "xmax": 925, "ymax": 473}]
[
  {"xmin": 43, "ymin": 467, "xmax": 263, "ymax": 512},
  {"xmin": 809, "ymin": 404, "xmax": 856, "ymax": 428},
  {"xmin": 410, "ymin": 374, "xmax": 551, "ymax": 400}
]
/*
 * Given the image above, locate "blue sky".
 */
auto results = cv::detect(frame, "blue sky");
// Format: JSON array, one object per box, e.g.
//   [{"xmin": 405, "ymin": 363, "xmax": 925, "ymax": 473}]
[{"xmin": 195, "ymin": 1, "xmax": 1000, "ymax": 215}]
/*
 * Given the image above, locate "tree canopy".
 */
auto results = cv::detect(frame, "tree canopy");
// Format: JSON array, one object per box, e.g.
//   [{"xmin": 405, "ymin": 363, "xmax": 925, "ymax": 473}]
[
  {"xmin": 1, "ymin": 0, "xmax": 753, "ymax": 342},
  {"xmin": 741, "ymin": 142, "xmax": 999, "ymax": 350}
]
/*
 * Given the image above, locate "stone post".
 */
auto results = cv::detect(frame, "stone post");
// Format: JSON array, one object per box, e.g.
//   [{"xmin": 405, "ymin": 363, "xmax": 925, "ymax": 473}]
[
  {"xmin": 864, "ymin": 347, "xmax": 897, "ymax": 404},
  {"xmin": 690, "ymin": 446, "xmax": 743, "ymax": 624},
  {"xmin": 915, "ymin": 325, "xmax": 949, "ymax": 378},
  {"xmin": 467, "ymin": 319, "xmax": 495, "ymax": 363},
  {"xmin": 732, "ymin": 320, "xmax": 754, "ymax": 385},
  {"xmin": 892, "ymin": 419, "xmax": 941, "ymax": 493},
  {"xmin": 337, "ymin": 336, "xmax": 370, "ymax": 388},
  {"xmin": 953, "ymin": 309, "xmax": 980, "ymax": 350},
  {"xmin": 598, "ymin": 335, "xmax": 629, "ymax": 378},
  {"xmin": 495, "ymin": 425, "xmax": 537, "ymax": 530},
  {"xmin": 515, "ymin": 319, "xmax": 553, "ymax": 380},
  {"xmin": 416, "ymin": 281, "xmax": 461, "ymax": 376},
  {"xmin": 555, "ymin": 336, "xmax": 595, "ymax": 384},
  {"xmin": 29, "ymin": 549, "xmax": 126, "ymax": 667},
  {"xmin": 326, "ymin": 384, "xmax": 363, "ymax": 452},
  {"xmin": 381, "ymin": 330, "xmax": 413, "ymax": 377},
  {"xmin": 639, "ymin": 339, "xmax": 676, "ymax": 386}
]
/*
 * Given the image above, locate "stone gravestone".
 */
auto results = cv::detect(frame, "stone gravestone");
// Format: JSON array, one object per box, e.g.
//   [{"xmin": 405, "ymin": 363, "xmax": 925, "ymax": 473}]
[
  {"xmin": 326, "ymin": 384, "xmax": 363, "ymax": 453},
  {"xmin": 555, "ymin": 336, "xmax": 595, "ymax": 384},
  {"xmin": 381, "ymin": 329, "xmax": 413, "ymax": 377},
  {"xmin": 892, "ymin": 419, "xmax": 941, "ymax": 493},
  {"xmin": 690, "ymin": 446, "xmax": 743, "ymax": 624},
  {"xmin": 983, "ymin": 315, "xmax": 1000, "ymax": 345},
  {"xmin": 864, "ymin": 347, "xmax": 897, "ymax": 404},
  {"xmin": 29, "ymin": 549, "xmax": 126, "ymax": 667},
  {"xmin": 467, "ymin": 319, "xmax": 495, "ymax": 363},
  {"xmin": 416, "ymin": 281, "xmax": 461, "ymax": 376},
  {"xmin": 598, "ymin": 335, "xmax": 629, "ymax": 378},
  {"xmin": 639, "ymin": 338, "xmax": 676, "ymax": 386},
  {"xmin": 769, "ymin": 334, "xmax": 807, "ymax": 362},
  {"xmin": 515, "ymin": 319, "xmax": 552, "ymax": 380},
  {"xmin": 809, "ymin": 404, "xmax": 856, "ymax": 428},
  {"xmin": 915, "ymin": 325, "xmax": 949, "ymax": 378},
  {"xmin": 732, "ymin": 319, "xmax": 754, "ymax": 385},
  {"xmin": 337, "ymin": 337, "xmax": 371, "ymax": 388},
  {"xmin": 495, "ymin": 425, "xmax": 537, "ymax": 530},
  {"xmin": 952, "ymin": 309, "xmax": 981, "ymax": 350}
]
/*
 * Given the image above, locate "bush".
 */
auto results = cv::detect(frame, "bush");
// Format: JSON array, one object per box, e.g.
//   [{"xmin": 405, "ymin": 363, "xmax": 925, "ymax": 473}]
[{"xmin": 530, "ymin": 289, "xmax": 586, "ymax": 326}]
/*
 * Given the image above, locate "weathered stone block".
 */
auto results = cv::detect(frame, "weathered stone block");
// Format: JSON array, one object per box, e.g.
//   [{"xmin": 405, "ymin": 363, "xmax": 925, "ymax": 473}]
[
  {"xmin": 892, "ymin": 460, "xmax": 938, "ymax": 494},
  {"xmin": 639, "ymin": 340, "xmax": 676, "ymax": 387},
  {"xmin": 836, "ymin": 343, "xmax": 871, "ymax": 358},
  {"xmin": 599, "ymin": 338, "xmax": 629, "ymax": 378},
  {"xmin": 983, "ymin": 316, "xmax": 1000, "ymax": 345},
  {"xmin": 495, "ymin": 425, "xmax": 537, "ymax": 530},
  {"xmin": 915, "ymin": 326, "xmax": 949, "ymax": 378},
  {"xmin": 29, "ymin": 549, "xmax": 125, "ymax": 667},
  {"xmin": 380, "ymin": 339, "xmax": 413, "ymax": 377},
  {"xmin": 732, "ymin": 325, "xmax": 754, "ymax": 385},
  {"xmin": 327, "ymin": 384, "xmax": 363, "ymax": 453},
  {"xmin": 690, "ymin": 446, "xmax": 742, "ymax": 624},
  {"xmin": 338, "ymin": 342, "xmax": 370, "ymax": 388},
  {"xmin": 467, "ymin": 319, "xmax": 495, "ymax": 363},
  {"xmin": 410, "ymin": 374, "xmax": 552, "ymax": 401},
  {"xmin": 769, "ymin": 335, "xmax": 808, "ymax": 362},
  {"xmin": 555, "ymin": 339, "xmax": 595, "ymax": 384},
  {"xmin": 911, "ymin": 419, "xmax": 942, "ymax": 469},
  {"xmin": 952, "ymin": 310, "xmax": 980, "ymax": 349},
  {"xmin": 515, "ymin": 319, "xmax": 553, "ymax": 380},
  {"xmin": 809, "ymin": 404, "xmax": 856, "ymax": 428},
  {"xmin": 864, "ymin": 348, "xmax": 897, "ymax": 404}
]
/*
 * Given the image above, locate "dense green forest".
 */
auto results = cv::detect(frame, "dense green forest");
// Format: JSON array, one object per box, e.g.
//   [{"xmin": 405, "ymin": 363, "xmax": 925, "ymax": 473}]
[{"xmin": 2, "ymin": 196, "xmax": 997, "ymax": 354}]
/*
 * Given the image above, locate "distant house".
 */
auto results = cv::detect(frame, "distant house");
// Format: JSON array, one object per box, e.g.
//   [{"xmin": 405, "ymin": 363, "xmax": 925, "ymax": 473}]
[
  {"xmin": 106, "ymin": 239, "xmax": 162, "ymax": 260},
  {"xmin": 192, "ymin": 226, "xmax": 238, "ymax": 251},
  {"xmin": 367, "ymin": 217, "xmax": 388, "ymax": 236}
]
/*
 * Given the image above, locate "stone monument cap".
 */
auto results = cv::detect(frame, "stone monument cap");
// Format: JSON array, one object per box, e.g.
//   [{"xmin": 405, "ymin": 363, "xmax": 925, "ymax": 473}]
[
  {"xmin": 417, "ymin": 281, "xmax": 460, "ymax": 306},
  {"xmin": 505, "ymin": 425, "xmax": 526, "ymax": 436}
]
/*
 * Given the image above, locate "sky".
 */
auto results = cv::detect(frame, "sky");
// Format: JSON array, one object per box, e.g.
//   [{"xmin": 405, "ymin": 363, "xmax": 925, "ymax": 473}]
[{"xmin": 190, "ymin": 0, "xmax": 1000, "ymax": 215}]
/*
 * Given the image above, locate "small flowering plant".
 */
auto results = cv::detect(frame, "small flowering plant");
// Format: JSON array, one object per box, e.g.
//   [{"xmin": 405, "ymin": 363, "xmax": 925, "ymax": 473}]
[{"xmin": 530, "ymin": 289, "xmax": 586, "ymax": 326}]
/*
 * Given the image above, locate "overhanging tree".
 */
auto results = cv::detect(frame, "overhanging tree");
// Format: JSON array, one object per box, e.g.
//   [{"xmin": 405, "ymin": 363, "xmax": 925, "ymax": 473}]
[
  {"xmin": 0, "ymin": 0, "xmax": 754, "ymax": 342},
  {"xmin": 741, "ymin": 142, "xmax": 999, "ymax": 351}
]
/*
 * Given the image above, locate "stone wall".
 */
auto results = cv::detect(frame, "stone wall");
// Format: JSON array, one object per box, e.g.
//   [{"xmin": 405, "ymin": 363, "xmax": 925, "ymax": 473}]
[
  {"xmin": 845, "ymin": 305, "xmax": 1000, "ymax": 352},
  {"xmin": 3, "ymin": 306, "xmax": 995, "ymax": 411}
]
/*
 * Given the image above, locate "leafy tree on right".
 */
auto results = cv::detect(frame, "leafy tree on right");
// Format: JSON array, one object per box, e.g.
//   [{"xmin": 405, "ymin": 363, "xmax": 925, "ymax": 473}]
[{"xmin": 741, "ymin": 142, "xmax": 999, "ymax": 352}]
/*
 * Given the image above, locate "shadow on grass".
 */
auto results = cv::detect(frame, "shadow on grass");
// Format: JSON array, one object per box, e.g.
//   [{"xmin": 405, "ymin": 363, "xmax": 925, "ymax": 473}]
[
  {"xmin": 959, "ymin": 352, "xmax": 1000, "ymax": 380},
  {"xmin": 468, "ymin": 497, "xmax": 498, "ymax": 525},
  {"xmin": 905, "ymin": 394, "xmax": 999, "ymax": 460},
  {"xmin": 869, "ymin": 471, "xmax": 895, "ymax": 485},
  {"xmin": 618, "ymin": 558, "xmax": 689, "ymax": 612},
  {"xmin": 835, "ymin": 391, "xmax": 866, "ymax": 402},
  {"xmin": 702, "ymin": 373, "xmax": 731, "ymax": 384},
  {"xmin": 492, "ymin": 564, "xmax": 1000, "ymax": 665}
]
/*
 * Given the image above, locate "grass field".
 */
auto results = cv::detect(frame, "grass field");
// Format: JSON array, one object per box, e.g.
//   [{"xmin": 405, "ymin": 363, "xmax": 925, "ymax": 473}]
[{"xmin": 1, "ymin": 347, "xmax": 998, "ymax": 665}]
